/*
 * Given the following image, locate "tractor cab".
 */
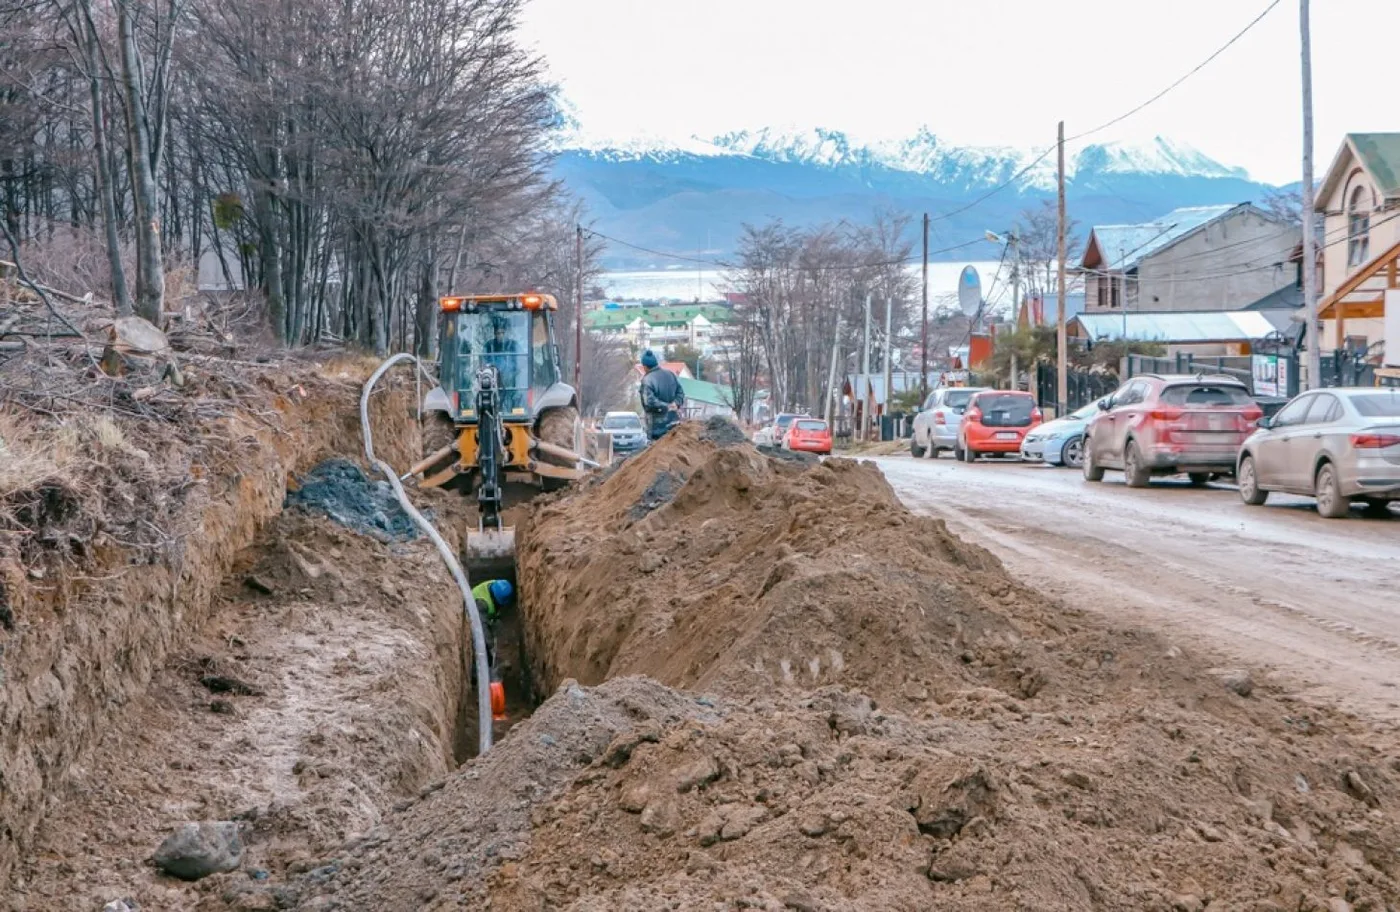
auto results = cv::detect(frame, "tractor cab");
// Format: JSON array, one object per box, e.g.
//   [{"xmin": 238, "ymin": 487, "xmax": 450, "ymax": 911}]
[{"xmin": 437, "ymin": 294, "xmax": 564, "ymax": 425}]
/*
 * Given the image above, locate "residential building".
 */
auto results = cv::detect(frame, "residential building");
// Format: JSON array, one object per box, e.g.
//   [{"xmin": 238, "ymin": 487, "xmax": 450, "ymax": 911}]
[
  {"xmin": 585, "ymin": 303, "xmax": 732, "ymax": 351},
  {"xmin": 678, "ymin": 377, "xmax": 736, "ymax": 419},
  {"xmin": 1081, "ymin": 204, "xmax": 1299, "ymax": 315},
  {"xmin": 1017, "ymin": 292, "xmax": 1085, "ymax": 329},
  {"xmin": 1314, "ymin": 133, "xmax": 1400, "ymax": 363}
]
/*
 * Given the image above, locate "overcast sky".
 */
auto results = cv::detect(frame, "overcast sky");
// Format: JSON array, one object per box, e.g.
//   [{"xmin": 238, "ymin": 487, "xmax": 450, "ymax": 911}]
[{"xmin": 519, "ymin": 0, "xmax": 1396, "ymax": 186}]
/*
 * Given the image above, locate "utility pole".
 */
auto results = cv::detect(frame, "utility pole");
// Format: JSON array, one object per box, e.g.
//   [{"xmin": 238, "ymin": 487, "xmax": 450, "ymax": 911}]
[
  {"xmin": 1056, "ymin": 121, "xmax": 1069, "ymax": 415},
  {"xmin": 824, "ymin": 315, "xmax": 842, "ymax": 426},
  {"xmin": 882, "ymin": 296, "xmax": 893, "ymax": 441},
  {"xmin": 920, "ymin": 212, "xmax": 930, "ymax": 400},
  {"xmin": 574, "ymin": 225, "xmax": 584, "ymax": 399},
  {"xmin": 1300, "ymin": 0, "xmax": 1320, "ymax": 389},
  {"xmin": 1008, "ymin": 233, "xmax": 1019, "ymax": 392},
  {"xmin": 860, "ymin": 293, "xmax": 872, "ymax": 441}
]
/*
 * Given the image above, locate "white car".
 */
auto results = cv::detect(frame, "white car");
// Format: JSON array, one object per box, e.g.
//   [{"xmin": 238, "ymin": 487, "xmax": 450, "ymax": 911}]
[
  {"xmin": 599, "ymin": 411, "xmax": 647, "ymax": 456},
  {"xmin": 910, "ymin": 387, "xmax": 988, "ymax": 458},
  {"xmin": 753, "ymin": 412, "xmax": 803, "ymax": 447}
]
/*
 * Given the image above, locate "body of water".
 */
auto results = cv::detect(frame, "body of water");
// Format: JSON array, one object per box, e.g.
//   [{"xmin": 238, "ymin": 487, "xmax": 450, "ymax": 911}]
[{"xmin": 602, "ymin": 261, "xmax": 1013, "ymax": 308}]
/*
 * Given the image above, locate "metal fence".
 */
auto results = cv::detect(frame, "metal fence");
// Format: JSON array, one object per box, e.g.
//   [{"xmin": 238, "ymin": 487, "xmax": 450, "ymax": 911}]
[
  {"xmin": 1036, "ymin": 363, "xmax": 1118, "ymax": 415},
  {"xmin": 1125, "ymin": 353, "xmax": 1254, "ymax": 389}
]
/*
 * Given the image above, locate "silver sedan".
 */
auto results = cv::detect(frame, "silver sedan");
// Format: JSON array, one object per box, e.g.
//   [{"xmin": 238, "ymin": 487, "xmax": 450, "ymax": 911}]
[{"xmin": 1237, "ymin": 388, "xmax": 1400, "ymax": 518}]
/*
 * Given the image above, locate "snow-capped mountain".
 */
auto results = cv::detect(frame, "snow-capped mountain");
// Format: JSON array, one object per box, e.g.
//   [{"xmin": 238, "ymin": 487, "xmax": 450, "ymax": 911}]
[{"xmin": 552, "ymin": 127, "xmax": 1276, "ymax": 267}]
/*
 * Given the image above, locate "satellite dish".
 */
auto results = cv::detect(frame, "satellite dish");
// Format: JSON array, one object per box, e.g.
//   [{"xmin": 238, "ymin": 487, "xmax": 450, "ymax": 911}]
[{"xmin": 958, "ymin": 266, "xmax": 982, "ymax": 318}]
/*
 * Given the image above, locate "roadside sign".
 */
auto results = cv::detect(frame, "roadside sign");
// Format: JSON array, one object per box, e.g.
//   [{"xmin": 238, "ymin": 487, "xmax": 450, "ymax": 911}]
[{"xmin": 1252, "ymin": 353, "xmax": 1287, "ymax": 397}]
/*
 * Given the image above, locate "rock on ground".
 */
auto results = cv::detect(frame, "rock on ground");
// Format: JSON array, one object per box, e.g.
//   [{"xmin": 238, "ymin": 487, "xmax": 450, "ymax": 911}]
[{"xmin": 151, "ymin": 821, "xmax": 243, "ymax": 881}]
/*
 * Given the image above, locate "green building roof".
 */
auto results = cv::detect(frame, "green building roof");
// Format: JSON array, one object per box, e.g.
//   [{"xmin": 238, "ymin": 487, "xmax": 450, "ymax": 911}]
[
  {"xmin": 585, "ymin": 304, "xmax": 732, "ymax": 331},
  {"xmin": 1350, "ymin": 133, "xmax": 1400, "ymax": 199},
  {"xmin": 679, "ymin": 376, "xmax": 734, "ymax": 407}
]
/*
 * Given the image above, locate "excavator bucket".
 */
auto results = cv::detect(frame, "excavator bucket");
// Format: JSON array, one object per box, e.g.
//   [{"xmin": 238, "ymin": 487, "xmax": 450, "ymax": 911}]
[{"xmin": 465, "ymin": 526, "xmax": 516, "ymax": 578}]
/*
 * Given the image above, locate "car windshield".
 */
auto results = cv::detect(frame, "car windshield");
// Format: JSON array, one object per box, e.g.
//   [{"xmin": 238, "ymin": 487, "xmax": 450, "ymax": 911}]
[
  {"xmin": 975, "ymin": 394, "xmax": 1034, "ymax": 427},
  {"xmin": 603, "ymin": 414, "xmax": 642, "ymax": 430},
  {"xmin": 776, "ymin": 415, "xmax": 798, "ymax": 430},
  {"xmin": 944, "ymin": 390, "xmax": 976, "ymax": 410},
  {"xmin": 1350, "ymin": 391, "xmax": 1400, "ymax": 417},
  {"xmin": 1070, "ymin": 401, "xmax": 1102, "ymax": 420},
  {"xmin": 795, "ymin": 420, "xmax": 827, "ymax": 431},
  {"xmin": 1160, "ymin": 384, "xmax": 1253, "ymax": 407}
]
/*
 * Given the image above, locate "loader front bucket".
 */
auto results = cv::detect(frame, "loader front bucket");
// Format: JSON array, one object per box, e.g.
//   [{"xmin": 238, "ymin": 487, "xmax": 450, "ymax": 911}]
[{"xmin": 465, "ymin": 526, "xmax": 516, "ymax": 579}]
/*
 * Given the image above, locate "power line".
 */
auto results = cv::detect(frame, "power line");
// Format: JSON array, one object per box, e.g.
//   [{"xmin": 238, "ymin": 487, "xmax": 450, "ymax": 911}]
[
  {"xmin": 933, "ymin": 0, "xmax": 1282, "ymax": 224},
  {"xmin": 1065, "ymin": 0, "xmax": 1282, "ymax": 144}
]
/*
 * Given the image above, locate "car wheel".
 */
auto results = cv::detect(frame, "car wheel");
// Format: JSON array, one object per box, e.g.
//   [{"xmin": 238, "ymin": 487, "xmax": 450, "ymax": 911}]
[
  {"xmin": 909, "ymin": 435, "xmax": 926, "ymax": 458},
  {"xmin": 1082, "ymin": 438, "xmax": 1105, "ymax": 482},
  {"xmin": 1237, "ymin": 456, "xmax": 1269, "ymax": 506},
  {"xmin": 964, "ymin": 445, "xmax": 979, "ymax": 463},
  {"xmin": 1187, "ymin": 472, "xmax": 1210, "ymax": 487},
  {"xmin": 1124, "ymin": 441, "xmax": 1150, "ymax": 488},
  {"xmin": 1061, "ymin": 436, "xmax": 1084, "ymax": 469},
  {"xmin": 1314, "ymin": 462, "xmax": 1349, "ymax": 519}
]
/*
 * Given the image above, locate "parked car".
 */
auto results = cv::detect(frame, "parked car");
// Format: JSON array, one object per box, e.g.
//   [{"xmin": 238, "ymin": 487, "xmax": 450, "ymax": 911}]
[
  {"xmin": 1020, "ymin": 397, "xmax": 1109, "ymax": 468},
  {"xmin": 783, "ymin": 417, "xmax": 833, "ymax": 455},
  {"xmin": 1082, "ymin": 374, "xmax": 1262, "ymax": 487},
  {"xmin": 1236, "ymin": 388, "xmax": 1400, "ymax": 518},
  {"xmin": 600, "ymin": 411, "xmax": 648, "ymax": 456},
  {"xmin": 754, "ymin": 412, "xmax": 803, "ymax": 447},
  {"xmin": 910, "ymin": 386, "xmax": 988, "ymax": 458},
  {"xmin": 955, "ymin": 390, "xmax": 1042, "ymax": 462}
]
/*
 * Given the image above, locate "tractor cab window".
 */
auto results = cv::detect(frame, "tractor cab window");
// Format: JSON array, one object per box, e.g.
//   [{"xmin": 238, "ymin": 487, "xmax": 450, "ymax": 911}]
[
  {"xmin": 456, "ymin": 311, "xmax": 531, "ymax": 415},
  {"xmin": 530, "ymin": 310, "xmax": 559, "ymax": 392}
]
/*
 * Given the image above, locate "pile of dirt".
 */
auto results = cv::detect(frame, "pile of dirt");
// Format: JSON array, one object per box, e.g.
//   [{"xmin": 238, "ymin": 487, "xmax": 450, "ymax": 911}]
[
  {"xmin": 517, "ymin": 420, "xmax": 1057, "ymax": 709},
  {"xmin": 286, "ymin": 458, "xmax": 420, "ymax": 541},
  {"xmin": 283, "ymin": 420, "xmax": 1400, "ymax": 910}
]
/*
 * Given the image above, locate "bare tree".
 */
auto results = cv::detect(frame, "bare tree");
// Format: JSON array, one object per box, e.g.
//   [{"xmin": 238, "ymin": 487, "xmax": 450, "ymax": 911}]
[{"xmin": 1013, "ymin": 199, "xmax": 1082, "ymax": 299}]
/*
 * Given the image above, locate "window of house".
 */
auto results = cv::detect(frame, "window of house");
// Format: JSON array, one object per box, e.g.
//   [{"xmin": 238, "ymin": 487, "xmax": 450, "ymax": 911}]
[{"xmin": 1348, "ymin": 184, "xmax": 1372, "ymax": 267}]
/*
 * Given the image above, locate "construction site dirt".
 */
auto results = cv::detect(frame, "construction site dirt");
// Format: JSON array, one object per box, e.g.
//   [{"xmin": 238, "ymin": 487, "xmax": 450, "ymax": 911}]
[{"xmin": 6, "ymin": 356, "xmax": 1400, "ymax": 912}]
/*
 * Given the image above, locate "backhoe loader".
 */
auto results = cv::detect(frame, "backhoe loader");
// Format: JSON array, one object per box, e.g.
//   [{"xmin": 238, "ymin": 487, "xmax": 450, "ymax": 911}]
[{"xmin": 408, "ymin": 292, "xmax": 588, "ymax": 576}]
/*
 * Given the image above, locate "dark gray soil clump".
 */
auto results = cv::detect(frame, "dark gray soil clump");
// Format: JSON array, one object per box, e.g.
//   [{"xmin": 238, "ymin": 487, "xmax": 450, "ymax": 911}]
[
  {"xmin": 698, "ymin": 416, "xmax": 748, "ymax": 448},
  {"xmin": 628, "ymin": 470, "xmax": 685, "ymax": 521},
  {"xmin": 285, "ymin": 459, "xmax": 418, "ymax": 541}
]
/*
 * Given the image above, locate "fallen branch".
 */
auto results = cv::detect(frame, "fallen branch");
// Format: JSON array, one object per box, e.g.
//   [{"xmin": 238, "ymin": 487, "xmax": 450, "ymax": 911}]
[
  {"xmin": 0, "ymin": 259, "xmax": 98, "ymax": 306},
  {"xmin": 0, "ymin": 220, "xmax": 99, "ymax": 372}
]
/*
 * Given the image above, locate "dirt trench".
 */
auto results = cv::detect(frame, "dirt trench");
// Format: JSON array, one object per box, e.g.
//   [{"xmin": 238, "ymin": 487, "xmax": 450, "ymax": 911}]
[
  {"xmin": 278, "ymin": 419, "xmax": 1400, "ymax": 911},
  {"xmin": 0, "ymin": 361, "xmax": 482, "ymax": 908}
]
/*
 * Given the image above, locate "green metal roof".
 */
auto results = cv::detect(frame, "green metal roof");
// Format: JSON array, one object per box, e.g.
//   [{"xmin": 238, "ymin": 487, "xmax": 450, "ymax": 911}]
[
  {"xmin": 678, "ymin": 376, "xmax": 734, "ymax": 407},
  {"xmin": 1350, "ymin": 133, "xmax": 1400, "ymax": 199},
  {"xmin": 585, "ymin": 304, "xmax": 732, "ymax": 331}
]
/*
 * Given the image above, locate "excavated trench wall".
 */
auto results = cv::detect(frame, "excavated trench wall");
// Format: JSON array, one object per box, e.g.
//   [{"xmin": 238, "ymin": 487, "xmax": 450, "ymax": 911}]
[{"xmin": 0, "ymin": 373, "xmax": 422, "ymax": 891}]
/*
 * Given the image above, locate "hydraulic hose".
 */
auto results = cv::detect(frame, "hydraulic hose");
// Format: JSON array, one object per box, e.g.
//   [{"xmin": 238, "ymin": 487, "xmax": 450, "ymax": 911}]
[{"xmin": 361, "ymin": 353, "xmax": 493, "ymax": 755}]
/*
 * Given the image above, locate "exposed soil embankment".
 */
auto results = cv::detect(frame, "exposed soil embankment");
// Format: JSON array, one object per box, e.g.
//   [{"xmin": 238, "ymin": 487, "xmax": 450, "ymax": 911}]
[
  {"xmin": 296, "ymin": 419, "xmax": 1400, "ymax": 910},
  {"xmin": 11, "ymin": 507, "xmax": 471, "ymax": 910},
  {"xmin": 0, "ymin": 358, "xmax": 421, "ymax": 895}
]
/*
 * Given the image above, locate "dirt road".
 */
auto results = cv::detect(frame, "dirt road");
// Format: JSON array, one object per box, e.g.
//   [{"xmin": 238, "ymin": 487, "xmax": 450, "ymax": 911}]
[{"xmin": 873, "ymin": 454, "xmax": 1400, "ymax": 724}]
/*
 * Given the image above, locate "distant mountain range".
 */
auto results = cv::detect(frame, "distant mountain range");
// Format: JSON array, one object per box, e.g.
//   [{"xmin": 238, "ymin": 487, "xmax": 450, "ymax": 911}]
[{"xmin": 550, "ymin": 128, "xmax": 1282, "ymax": 269}]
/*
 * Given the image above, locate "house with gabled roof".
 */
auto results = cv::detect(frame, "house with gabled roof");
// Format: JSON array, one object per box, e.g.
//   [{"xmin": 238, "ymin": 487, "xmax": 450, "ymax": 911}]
[
  {"xmin": 1081, "ymin": 203, "xmax": 1299, "ymax": 316},
  {"xmin": 1314, "ymin": 132, "xmax": 1400, "ymax": 364}
]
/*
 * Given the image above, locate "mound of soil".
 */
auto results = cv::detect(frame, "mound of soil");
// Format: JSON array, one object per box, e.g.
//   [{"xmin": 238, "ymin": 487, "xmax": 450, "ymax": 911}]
[
  {"xmin": 517, "ymin": 420, "xmax": 1057, "ymax": 710},
  {"xmin": 285, "ymin": 458, "xmax": 419, "ymax": 541}
]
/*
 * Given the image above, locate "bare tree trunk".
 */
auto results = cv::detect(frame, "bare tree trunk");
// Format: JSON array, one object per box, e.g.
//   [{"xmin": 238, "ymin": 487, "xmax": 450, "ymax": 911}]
[
  {"xmin": 73, "ymin": 0, "xmax": 133, "ymax": 315},
  {"xmin": 117, "ymin": 0, "xmax": 165, "ymax": 323}
]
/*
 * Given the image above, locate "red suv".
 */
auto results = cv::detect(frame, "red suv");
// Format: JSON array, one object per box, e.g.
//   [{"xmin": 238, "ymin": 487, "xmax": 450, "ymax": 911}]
[
  {"xmin": 1082, "ymin": 374, "xmax": 1262, "ymax": 487},
  {"xmin": 956, "ymin": 390, "xmax": 1042, "ymax": 462}
]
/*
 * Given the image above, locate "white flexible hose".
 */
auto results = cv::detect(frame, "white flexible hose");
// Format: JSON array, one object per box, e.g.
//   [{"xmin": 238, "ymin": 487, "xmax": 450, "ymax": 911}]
[{"xmin": 361, "ymin": 353, "xmax": 493, "ymax": 755}]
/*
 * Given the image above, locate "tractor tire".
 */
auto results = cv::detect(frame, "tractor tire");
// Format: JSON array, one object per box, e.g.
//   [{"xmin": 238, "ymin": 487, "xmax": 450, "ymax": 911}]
[{"xmin": 536, "ymin": 406, "xmax": 582, "ymax": 467}]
